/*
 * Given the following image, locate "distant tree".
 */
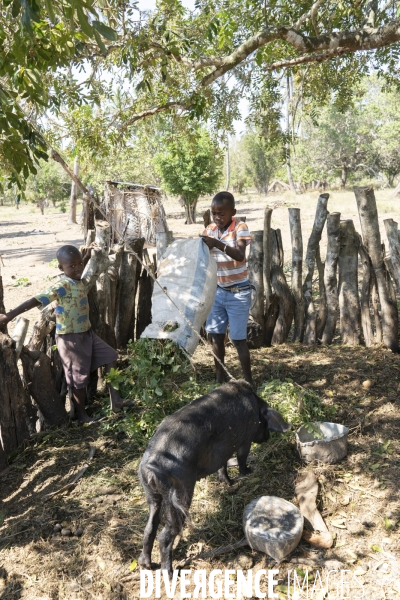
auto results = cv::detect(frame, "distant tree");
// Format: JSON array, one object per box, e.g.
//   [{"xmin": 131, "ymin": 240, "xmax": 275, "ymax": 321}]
[
  {"xmin": 227, "ymin": 137, "xmax": 252, "ymax": 193},
  {"xmin": 26, "ymin": 161, "xmax": 69, "ymax": 213},
  {"xmin": 243, "ymin": 132, "xmax": 280, "ymax": 194},
  {"xmin": 155, "ymin": 129, "xmax": 223, "ymax": 224}
]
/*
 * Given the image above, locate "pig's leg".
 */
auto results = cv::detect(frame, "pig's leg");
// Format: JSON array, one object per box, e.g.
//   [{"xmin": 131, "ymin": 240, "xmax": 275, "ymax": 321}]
[
  {"xmin": 158, "ymin": 484, "xmax": 194, "ymax": 575},
  {"xmin": 237, "ymin": 442, "xmax": 252, "ymax": 475},
  {"xmin": 217, "ymin": 463, "xmax": 232, "ymax": 485},
  {"xmin": 139, "ymin": 494, "xmax": 162, "ymax": 569}
]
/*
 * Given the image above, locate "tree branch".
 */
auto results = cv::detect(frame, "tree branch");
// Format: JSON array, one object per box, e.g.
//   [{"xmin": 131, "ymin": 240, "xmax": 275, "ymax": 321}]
[
  {"xmin": 200, "ymin": 18, "xmax": 400, "ymax": 85},
  {"xmin": 262, "ymin": 47, "xmax": 348, "ymax": 71},
  {"xmin": 118, "ymin": 101, "xmax": 187, "ymax": 131},
  {"xmin": 295, "ymin": 0, "xmax": 326, "ymax": 30}
]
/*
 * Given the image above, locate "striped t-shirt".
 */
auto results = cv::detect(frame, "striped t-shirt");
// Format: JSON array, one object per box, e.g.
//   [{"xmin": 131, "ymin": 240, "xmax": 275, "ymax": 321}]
[{"xmin": 203, "ymin": 218, "xmax": 252, "ymax": 287}]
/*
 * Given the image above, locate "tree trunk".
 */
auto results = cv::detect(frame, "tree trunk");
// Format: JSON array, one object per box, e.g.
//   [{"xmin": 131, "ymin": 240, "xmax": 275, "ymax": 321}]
[
  {"xmin": 67, "ymin": 155, "xmax": 79, "ymax": 225},
  {"xmin": 184, "ymin": 199, "xmax": 198, "ymax": 224},
  {"xmin": 356, "ymin": 234, "xmax": 374, "ymax": 347},
  {"xmin": 248, "ymin": 230, "xmax": 264, "ymax": 331},
  {"xmin": 115, "ymin": 238, "xmax": 140, "ymax": 348},
  {"xmin": 264, "ymin": 294, "xmax": 279, "ymax": 347},
  {"xmin": 271, "ymin": 229, "xmax": 295, "ymax": 344},
  {"xmin": 316, "ymin": 246, "xmax": 327, "ymax": 340},
  {"xmin": 340, "ymin": 164, "xmax": 348, "ymax": 189},
  {"xmin": 322, "ymin": 212, "xmax": 341, "ymax": 345},
  {"xmin": 383, "ymin": 218, "xmax": 400, "ymax": 292},
  {"xmin": 285, "ymin": 74, "xmax": 296, "ymax": 194},
  {"xmin": 302, "ymin": 193, "xmax": 330, "ymax": 344},
  {"xmin": 130, "ymin": 237, "xmax": 145, "ymax": 341},
  {"xmin": 20, "ymin": 347, "xmax": 68, "ymax": 427},
  {"xmin": 288, "ymin": 208, "xmax": 303, "ymax": 341},
  {"xmin": 225, "ymin": 136, "xmax": 230, "ymax": 190},
  {"xmin": 338, "ymin": 220, "xmax": 361, "ymax": 346},
  {"xmin": 156, "ymin": 231, "xmax": 174, "ymax": 263},
  {"xmin": 262, "ymin": 207, "xmax": 273, "ymax": 341},
  {"xmin": 0, "ymin": 333, "xmax": 34, "ymax": 453},
  {"xmin": 136, "ymin": 268, "xmax": 154, "ymax": 339},
  {"xmin": 354, "ymin": 186, "xmax": 398, "ymax": 351},
  {"xmin": 83, "ymin": 195, "xmax": 95, "ymax": 239},
  {"xmin": 0, "ymin": 267, "xmax": 8, "ymax": 335}
]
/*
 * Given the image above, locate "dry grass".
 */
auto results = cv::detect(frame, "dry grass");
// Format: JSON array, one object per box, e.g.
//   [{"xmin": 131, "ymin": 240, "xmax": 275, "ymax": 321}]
[{"xmin": 1, "ymin": 343, "xmax": 399, "ymax": 599}]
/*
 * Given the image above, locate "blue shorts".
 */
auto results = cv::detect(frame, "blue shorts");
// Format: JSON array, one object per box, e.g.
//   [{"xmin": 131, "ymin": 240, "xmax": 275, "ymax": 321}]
[{"xmin": 205, "ymin": 285, "xmax": 251, "ymax": 341}]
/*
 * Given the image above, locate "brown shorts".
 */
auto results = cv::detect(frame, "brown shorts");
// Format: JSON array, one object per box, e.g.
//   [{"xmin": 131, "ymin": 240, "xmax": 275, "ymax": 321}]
[{"xmin": 55, "ymin": 329, "xmax": 118, "ymax": 389}]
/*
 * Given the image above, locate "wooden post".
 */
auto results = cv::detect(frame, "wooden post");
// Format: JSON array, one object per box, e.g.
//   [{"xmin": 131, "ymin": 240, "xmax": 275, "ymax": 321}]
[
  {"xmin": 371, "ymin": 276, "xmax": 382, "ymax": 343},
  {"xmin": 27, "ymin": 307, "xmax": 55, "ymax": 351},
  {"xmin": 248, "ymin": 230, "xmax": 264, "ymax": 331},
  {"xmin": 20, "ymin": 348, "xmax": 68, "ymax": 427},
  {"xmin": 383, "ymin": 218, "xmax": 400, "ymax": 292},
  {"xmin": 263, "ymin": 208, "xmax": 273, "ymax": 341},
  {"xmin": 156, "ymin": 231, "xmax": 174, "ymax": 263},
  {"xmin": 302, "ymin": 193, "xmax": 329, "ymax": 344},
  {"xmin": 316, "ymin": 246, "xmax": 327, "ymax": 341},
  {"xmin": 203, "ymin": 209, "xmax": 211, "ymax": 228},
  {"xmin": 94, "ymin": 220, "xmax": 111, "ymax": 253},
  {"xmin": 354, "ymin": 186, "xmax": 398, "ymax": 352},
  {"xmin": 115, "ymin": 238, "xmax": 140, "ymax": 348},
  {"xmin": 338, "ymin": 220, "xmax": 361, "ymax": 346},
  {"xmin": 67, "ymin": 155, "xmax": 79, "ymax": 225},
  {"xmin": 0, "ymin": 264, "xmax": 6, "ymax": 335},
  {"xmin": 322, "ymin": 212, "xmax": 340, "ymax": 345},
  {"xmin": 356, "ymin": 234, "xmax": 374, "ymax": 347},
  {"xmin": 0, "ymin": 333, "xmax": 33, "ymax": 452},
  {"xmin": 11, "ymin": 317, "xmax": 29, "ymax": 360},
  {"xmin": 0, "ymin": 440, "xmax": 7, "ymax": 472},
  {"xmin": 288, "ymin": 208, "xmax": 303, "ymax": 341},
  {"xmin": 271, "ymin": 229, "xmax": 294, "ymax": 344},
  {"xmin": 136, "ymin": 268, "xmax": 154, "ymax": 339}
]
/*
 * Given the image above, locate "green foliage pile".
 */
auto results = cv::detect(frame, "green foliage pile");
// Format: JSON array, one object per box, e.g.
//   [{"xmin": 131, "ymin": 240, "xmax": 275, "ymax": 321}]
[
  {"xmin": 257, "ymin": 379, "xmax": 336, "ymax": 432},
  {"xmin": 102, "ymin": 339, "xmax": 214, "ymax": 447}
]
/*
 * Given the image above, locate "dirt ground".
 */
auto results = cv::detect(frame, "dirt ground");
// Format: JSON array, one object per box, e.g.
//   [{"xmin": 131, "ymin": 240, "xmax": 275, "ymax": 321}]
[{"xmin": 0, "ymin": 191, "xmax": 400, "ymax": 600}]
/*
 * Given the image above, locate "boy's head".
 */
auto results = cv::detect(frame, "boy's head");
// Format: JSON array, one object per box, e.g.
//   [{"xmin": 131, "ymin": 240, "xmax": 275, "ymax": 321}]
[
  {"xmin": 57, "ymin": 245, "xmax": 84, "ymax": 280},
  {"xmin": 211, "ymin": 191, "xmax": 236, "ymax": 230}
]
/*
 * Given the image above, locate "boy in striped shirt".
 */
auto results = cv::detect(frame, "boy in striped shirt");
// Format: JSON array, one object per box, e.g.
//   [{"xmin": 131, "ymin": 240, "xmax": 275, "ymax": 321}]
[{"xmin": 202, "ymin": 191, "xmax": 254, "ymax": 386}]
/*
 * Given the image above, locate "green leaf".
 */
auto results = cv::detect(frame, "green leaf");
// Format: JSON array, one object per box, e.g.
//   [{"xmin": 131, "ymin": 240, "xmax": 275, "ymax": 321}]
[
  {"xmin": 92, "ymin": 20, "xmax": 118, "ymax": 41},
  {"xmin": 77, "ymin": 6, "xmax": 93, "ymax": 37},
  {"xmin": 11, "ymin": 0, "xmax": 21, "ymax": 18},
  {"xmin": 44, "ymin": 0, "xmax": 56, "ymax": 23},
  {"xmin": 93, "ymin": 29, "xmax": 107, "ymax": 54}
]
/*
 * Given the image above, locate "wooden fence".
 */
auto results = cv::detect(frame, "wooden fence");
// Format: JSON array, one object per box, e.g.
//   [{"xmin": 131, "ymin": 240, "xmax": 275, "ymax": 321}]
[{"xmin": 1, "ymin": 185, "xmax": 399, "ymax": 470}]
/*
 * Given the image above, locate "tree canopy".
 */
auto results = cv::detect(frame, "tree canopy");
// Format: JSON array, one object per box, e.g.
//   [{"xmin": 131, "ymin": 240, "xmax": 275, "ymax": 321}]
[{"xmin": 2, "ymin": 0, "xmax": 400, "ymax": 191}]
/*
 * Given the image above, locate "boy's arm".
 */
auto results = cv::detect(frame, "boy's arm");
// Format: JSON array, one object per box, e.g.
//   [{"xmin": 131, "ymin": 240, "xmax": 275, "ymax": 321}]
[
  {"xmin": 201, "ymin": 236, "xmax": 246, "ymax": 262},
  {"xmin": 0, "ymin": 298, "xmax": 41, "ymax": 328}
]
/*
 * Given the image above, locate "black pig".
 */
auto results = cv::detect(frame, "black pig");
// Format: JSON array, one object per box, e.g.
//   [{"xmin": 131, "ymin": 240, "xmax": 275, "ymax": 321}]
[{"xmin": 138, "ymin": 379, "xmax": 289, "ymax": 574}]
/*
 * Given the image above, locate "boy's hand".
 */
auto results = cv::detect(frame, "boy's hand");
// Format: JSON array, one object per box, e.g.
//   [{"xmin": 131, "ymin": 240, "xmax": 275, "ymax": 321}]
[
  {"xmin": 0, "ymin": 314, "xmax": 9, "ymax": 328},
  {"xmin": 83, "ymin": 242, "xmax": 98, "ymax": 263},
  {"xmin": 201, "ymin": 235, "xmax": 220, "ymax": 250}
]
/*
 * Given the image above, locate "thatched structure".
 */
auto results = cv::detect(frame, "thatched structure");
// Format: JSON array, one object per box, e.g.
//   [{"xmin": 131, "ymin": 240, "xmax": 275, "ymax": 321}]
[{"xmin": 104, "ymin": 181, "xmax": 168, "ymax": 245}]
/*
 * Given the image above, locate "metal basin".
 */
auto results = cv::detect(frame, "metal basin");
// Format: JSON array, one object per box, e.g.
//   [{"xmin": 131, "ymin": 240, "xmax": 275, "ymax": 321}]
[
  {"xmin": 296, "ymin": 421, "xmax": 349, "ymax": 464},
  {"xmin": 243, "ymin": 496, "xmax": 303, "ymax": 562}
]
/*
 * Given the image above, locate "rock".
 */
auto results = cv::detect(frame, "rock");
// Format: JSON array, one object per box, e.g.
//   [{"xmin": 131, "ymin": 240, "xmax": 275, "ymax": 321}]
[
  {"xmin": 362, "ymin": 380, "xmax": 375, "ymax": 390},
  {"xmin": 61, "ymin": 528, "xmax": 72, "ymax": 537},
  {"xmin": 53, "ymin": 524, "xmax": 62, "ymax": 533},
  {"xmin": 74, "ymin": 527, "xmax": 83, "ymax": 537},
  {"xmin": 235, "ymin": 554, "xmax": 253, "ymax": 570}
]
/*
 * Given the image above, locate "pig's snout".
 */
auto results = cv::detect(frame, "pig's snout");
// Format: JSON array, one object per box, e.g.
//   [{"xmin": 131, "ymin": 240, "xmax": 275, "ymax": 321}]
[{"xmin": 263, "ymin": 406, "xmax": 290, "ymax": 433}]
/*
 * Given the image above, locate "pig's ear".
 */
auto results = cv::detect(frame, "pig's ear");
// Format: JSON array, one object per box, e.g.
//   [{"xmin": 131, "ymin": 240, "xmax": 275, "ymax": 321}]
[{"xmin": 263, "ymin": 406, "xmax": 290, "ymax": 433}]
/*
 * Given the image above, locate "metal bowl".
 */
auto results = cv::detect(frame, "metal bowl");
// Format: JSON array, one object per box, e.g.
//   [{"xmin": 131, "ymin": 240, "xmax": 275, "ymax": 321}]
[
  {"xmin": 243, "ymin": 496, "xmax": 303, "ymax": 562},
  {"xmin": 296, "ymin": 421, "xmax": 349, "ymax": 464}
]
